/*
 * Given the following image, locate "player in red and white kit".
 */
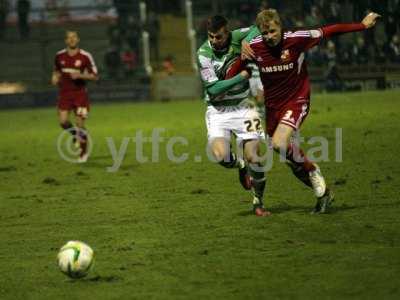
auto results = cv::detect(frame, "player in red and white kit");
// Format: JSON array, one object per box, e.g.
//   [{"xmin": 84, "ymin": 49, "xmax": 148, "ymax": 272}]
[
  {"xmin": 52, "ymin": 30, "xmax": 98, "ymax": 163},
  {"xmin": 241, "ymin": 9, "xmax": 380, "ymax": 213}
]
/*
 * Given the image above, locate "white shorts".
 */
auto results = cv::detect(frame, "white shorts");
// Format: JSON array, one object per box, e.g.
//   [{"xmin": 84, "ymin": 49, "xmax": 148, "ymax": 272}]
[
  {"xmin": 249, "ymin": 77, "xmax": 263, "ymax": 98},
  {"xmin": 205, "ymin": 100, "xmax": 265, "ymax": 142}
]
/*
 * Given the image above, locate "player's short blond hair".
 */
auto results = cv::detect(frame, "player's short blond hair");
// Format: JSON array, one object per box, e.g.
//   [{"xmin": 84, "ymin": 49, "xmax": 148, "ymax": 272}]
[
  {"xmin": 256, "ymin": 9, "xmax": 281, "ymax": 29},
  {"xmin": 65, "ymin": 30, "xmax": 79, "ymax": 38}
]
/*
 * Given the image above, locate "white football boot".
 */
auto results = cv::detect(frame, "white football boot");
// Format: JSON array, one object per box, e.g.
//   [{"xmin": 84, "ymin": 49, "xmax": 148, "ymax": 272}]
[
  {"xmin": 309, "ymin": 164, "xmax": 335, "ymax": 213},
  {"xmin": 77, "ymin": 153, "xmax": 89, "ymax": 163},
  {"xmin": 309, "ymin": 164, "xmax": 326, "ymax": 198}
]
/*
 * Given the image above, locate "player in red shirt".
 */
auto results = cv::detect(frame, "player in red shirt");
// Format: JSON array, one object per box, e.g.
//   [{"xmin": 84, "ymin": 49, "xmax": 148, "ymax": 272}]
[
  {"xmin": 242, "ymin": 9, "xmax": 380, "ymax": 213},
  {"xmin": 52, "ymin": 30, "xmax": 99, "ymax": 163}
]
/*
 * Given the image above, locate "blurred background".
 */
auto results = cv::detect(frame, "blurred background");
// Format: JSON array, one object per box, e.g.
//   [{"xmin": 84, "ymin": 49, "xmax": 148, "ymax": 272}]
[{"xmin": 0, "ymin": 0, "xmax": 399, "ymax": 107}]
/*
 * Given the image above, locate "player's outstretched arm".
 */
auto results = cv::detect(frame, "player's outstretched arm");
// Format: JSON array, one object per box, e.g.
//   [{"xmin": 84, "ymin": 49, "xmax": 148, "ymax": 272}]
[{"xmin": 321, "ymin": 12, "xmax": 381, "ymax": 38}]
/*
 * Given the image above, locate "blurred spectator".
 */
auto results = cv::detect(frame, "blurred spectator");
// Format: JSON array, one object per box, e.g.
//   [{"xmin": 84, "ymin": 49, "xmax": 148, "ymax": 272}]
[
  {"xmin": 292, "ymin": 15, "xmax": 305, "ymax": 28},
  {"xmin": 324, "ymin": 0, "xmax": 341, "ymax": 23},
  {"xmin": 351, "ymin": 36, "xmax": 369, "ymax": 65},
  {"xmin": 162, "ymin": 55, "xmax": 175, "ymax": 76},
  {"xmin": 374, "ymin": 46, "xmax": 387, "ymax": 64},
  {"xmin": 325, "ymin": 62, "xmax": 343, "ymax": 92},
  {"xmin": 386, "ymin": 34, "xmax": 400, "ymax": 63},
  {"xmin": 0, "ymin": 0, "xmax": 9, "ymax": 41},
  {"xmin": 104, "ymin": 45, "xmax": 121, "ymax": 79},
  {"xmin": 307, "ymin": 47, "xmax": 324, "ymax": 66},
  {"xmin": 385, "ymin": 12, "xmax": 398, "ymax": 43},
  {"xmin": 305, "ymin": 5, "xmax": 324, "ymax": 27},
  {"xmin": 121, "ymin": 45, "xmax": 137, "ymax": 77},
  {"xmin": 337, "ymin": 44, "xmax": 353, "ymax": 65},
  {"xmin": 323, "ymin": 40, "xmax": 336, "ymax": 64},
  {"xmin": 108, "ymin": 21, "xmax": 123, "ymax": 49}
]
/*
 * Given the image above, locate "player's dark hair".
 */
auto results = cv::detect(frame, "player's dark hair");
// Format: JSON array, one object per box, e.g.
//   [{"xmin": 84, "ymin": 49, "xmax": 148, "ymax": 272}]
[{"xmin": 207, "ymin": 15, "xmax": 228, "ymax": 33}]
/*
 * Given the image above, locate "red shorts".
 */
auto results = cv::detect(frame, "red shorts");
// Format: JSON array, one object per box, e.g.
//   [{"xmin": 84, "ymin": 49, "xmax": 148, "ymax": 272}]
[
  {"xmin": 265, "ymin": 100, "xmax": 309, "ymax": 136},
  {"xmin": 57, "ymin": 90, "xmax": 90, "ymax": 118}
]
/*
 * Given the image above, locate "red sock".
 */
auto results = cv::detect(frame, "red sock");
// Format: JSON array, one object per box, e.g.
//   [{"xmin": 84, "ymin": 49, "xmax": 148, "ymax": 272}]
[{"xmin": 286, "ymin": 143, "xmax": 316, "ymax": 172}]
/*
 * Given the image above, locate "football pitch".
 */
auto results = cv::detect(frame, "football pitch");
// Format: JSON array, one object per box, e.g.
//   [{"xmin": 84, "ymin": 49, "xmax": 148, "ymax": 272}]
[{"xmin": 0, "ymin": 90, "xmax": 399, "ymax": 299}]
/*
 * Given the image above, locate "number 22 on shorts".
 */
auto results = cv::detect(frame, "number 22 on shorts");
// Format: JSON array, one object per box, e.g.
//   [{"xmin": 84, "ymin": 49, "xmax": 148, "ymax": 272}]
[{"xmin": 244, "ymin": 118, "xmax": 262, "ymax": 132}]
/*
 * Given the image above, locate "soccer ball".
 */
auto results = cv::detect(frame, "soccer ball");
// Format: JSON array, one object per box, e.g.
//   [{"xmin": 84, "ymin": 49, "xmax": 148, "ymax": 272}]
[{"xmin": 57, "ymin": 241, "xmax": 94, "ymax": 278}]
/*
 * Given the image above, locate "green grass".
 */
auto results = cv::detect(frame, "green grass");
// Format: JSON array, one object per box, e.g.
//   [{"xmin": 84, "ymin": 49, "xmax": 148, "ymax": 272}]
[{"xmin": 0, "ymin": 90, "xmax": 399, "ymax": 299}]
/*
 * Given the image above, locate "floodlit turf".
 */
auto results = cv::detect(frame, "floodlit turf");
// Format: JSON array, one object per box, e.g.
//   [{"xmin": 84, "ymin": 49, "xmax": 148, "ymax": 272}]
[{"xmin": 0, "ymin": 90, "xmax": 399, "ymax": 299}]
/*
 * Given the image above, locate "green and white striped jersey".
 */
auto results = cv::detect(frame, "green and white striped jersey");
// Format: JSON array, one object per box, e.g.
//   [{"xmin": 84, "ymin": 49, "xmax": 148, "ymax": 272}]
[
  {"xmin": 197, "ymin": 27, "xmax": 253, "ymax": 106},
  {"xmin": 248, "ymin": 62, "xmax": 260, "ymax": 79}
]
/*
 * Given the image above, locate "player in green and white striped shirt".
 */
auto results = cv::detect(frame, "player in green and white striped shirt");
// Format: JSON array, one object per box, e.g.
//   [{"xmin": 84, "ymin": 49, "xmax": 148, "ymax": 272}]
[{"xmin": 197, "ymin": 15, "xmax": 269, "ymax": 216}]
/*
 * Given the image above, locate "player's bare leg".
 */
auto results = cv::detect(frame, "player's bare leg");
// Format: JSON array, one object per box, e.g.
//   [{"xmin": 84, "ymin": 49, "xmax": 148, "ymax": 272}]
[
  {"xmin": 75, "ymin": 113, "xmax": 89, "ymax": 163},
  {"xmin": 243, "ymin": 139, "xmax": 270, "ymax": 217},
  {"xmin": 271, "ymin": 123, "xmax": 333, "ymax": 213},
  {"xmin": 210, "ymin": 137, "xmax": 250, "ymax": 190}
]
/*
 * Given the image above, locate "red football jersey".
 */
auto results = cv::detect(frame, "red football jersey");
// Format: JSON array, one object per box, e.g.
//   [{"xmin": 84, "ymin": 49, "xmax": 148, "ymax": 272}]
[
  {"xmin": 54, "ymin": 49, "xmax": 98, "ymax": 93},
  {"xmin": 249, "ymin": 29, "xmax": 323, "ymax": 109}
]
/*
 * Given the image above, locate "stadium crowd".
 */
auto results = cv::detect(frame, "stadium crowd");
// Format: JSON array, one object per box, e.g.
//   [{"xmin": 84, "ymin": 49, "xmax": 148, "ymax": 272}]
[{"xmin": 103, "ymin": 0, "xmax": 160, "ymax": 79}]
